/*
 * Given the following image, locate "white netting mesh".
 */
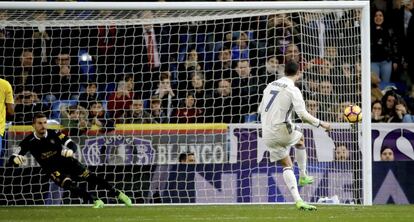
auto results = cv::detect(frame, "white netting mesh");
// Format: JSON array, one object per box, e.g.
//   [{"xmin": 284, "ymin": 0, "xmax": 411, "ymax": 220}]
[{"xmin": 0, "ymin": 7, "xmax": 365, "ymax": 205}]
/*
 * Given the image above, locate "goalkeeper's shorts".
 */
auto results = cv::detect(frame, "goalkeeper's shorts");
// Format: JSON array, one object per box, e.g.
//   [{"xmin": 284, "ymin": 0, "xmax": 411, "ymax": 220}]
[{"xmin": 49, "ymin": 158, "xmax": 89, "ymax": 187}]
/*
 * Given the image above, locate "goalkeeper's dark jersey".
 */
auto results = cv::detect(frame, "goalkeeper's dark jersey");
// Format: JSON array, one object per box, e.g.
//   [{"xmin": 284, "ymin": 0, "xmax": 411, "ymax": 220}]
[{"xmin": 18, "ymin": 129, "xmax": 77, "ymax": 171}]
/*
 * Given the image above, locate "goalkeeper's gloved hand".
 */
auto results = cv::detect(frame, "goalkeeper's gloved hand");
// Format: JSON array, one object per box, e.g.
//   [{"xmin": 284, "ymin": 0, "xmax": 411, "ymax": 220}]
[
  {"xmin": 61, "ymin": 149, "xmax": 74, "ymax": 158},
  {"xmin": 13, "ymin": 155, "xmax": 26, "ymax": 166}
]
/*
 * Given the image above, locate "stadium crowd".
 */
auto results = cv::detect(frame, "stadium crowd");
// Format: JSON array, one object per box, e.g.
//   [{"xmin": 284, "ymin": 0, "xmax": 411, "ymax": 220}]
[{"xmin": 0, "ymin": 0, "xmax": 413, "ymax": 137}]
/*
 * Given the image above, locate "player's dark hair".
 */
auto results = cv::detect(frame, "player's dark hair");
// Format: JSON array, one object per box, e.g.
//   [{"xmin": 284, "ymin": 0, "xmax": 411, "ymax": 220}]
[
  {"xmin": 380, "ymin": 146, "xmax": 394, "ymax": 154},
  {"xmin": 32, "ymin": 113, "xmax": 47, "ymax": 123},
  {"xmin": 178, "ymin": 152, "xmax": 195, "ymax": 163},
  {"xmin": 285, "ymin": 60, "xmax": 299, "ymax": 76}
]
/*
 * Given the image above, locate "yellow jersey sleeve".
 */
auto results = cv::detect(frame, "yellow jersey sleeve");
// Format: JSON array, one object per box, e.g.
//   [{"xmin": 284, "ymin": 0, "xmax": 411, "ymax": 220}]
[{"xmin": 4, "ymin": 79, "xmax": 14, "ymax": 104}]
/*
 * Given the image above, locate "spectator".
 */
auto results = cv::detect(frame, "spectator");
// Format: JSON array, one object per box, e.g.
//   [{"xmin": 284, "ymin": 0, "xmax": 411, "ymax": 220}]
[
  {"xmin": 371, "ymin": 72, "xmax": 383, "ymax": 102},
  {"xmin": 13, "ymin": 91, "xmax": 49, "ymax": 125},
  {"xmin": 335, "ymin": 61, "xmax": 358, "ymax": 95},
  {"xmin": 283, "ymin": 43, "xmax": 306, "ymax": 71},
  {"xmin": 177, "ymin": 48, "xmax": 203, "ymax": 93},
  {"xmin": 380, "ymin": 147, "xmax": 395, "ymax": 161},
  {"xmin": 308, "ymin": 57, "xmax": 333, "ymax": 77},
  {"xmin": 324, "ymin": 46, "xmax": 340, "ymax": 67},
  {"xmin": 381, "ymin": 90, "xmax": 400, "ymax": 122},
  {"xmin": 336, "ymin": 101, "xmax": 352, "ymax": 123},
  {"xmin": 32, "ymin": 12, "xmax": 51, "ymax": 64},
  {"xmin": 89, "ymin": 11, "xmax": 120, "ymax": 84},
  {"xmin": 392, "ymin": 0, "xmax": 414, "ymax": 83},
  {"xmin": 232, "ymin": 60, "xmax": 260, "ymax": 122},
  {"xmin": 317, "ymin": 79, "xmax": 337, "ymax": 121},
  {"xmin": 372, "ymin": 100, "xmax": 386, "ymax": 123},
  {"xmin": 371, "ymin": 9, "xmax": 398, "ymax": 84},
  {"xmin": 403, "ymin": 84, "xmax": 414, "ymax": 114},
  {"xmin": 301, "ymin": 12, "xmax": 335, "ymax": 60},
  {"xmin": 178, "ymin": 152, "xmax": 196, "ymax": 164},
  {"xmin": 122, "ymin": 99, "xmax": 155, "ymax": 124},
  {"xmin": 6, "ymin": 49, "xmax": 43, "ymax": 94},
  {"xmin": 173, "ymin": 93, "xmax": 202, "ymax": 124},
  {"xmin": 266, "ymin": 13, "xmax": 299, "ymax": 57},
  {"xmin": 78, "ymin": 82, "xmax": 104, "ymax": 110},
  {"xmin": 107, "ymin": 80, "xmax": 134, "ymax": 120},
  {"xmin": 60, "ymin": 105, "xmax": 89, "ymax": 136},
  {"xmin": 88, "ymin": 101, "xmax": 115, "ymax": 133},
  {"xmin": 152, "ymin": 72, "xmax": 178, "ymax": 119},
  {"xmin": 122, "ymin": 11, "xmax": 177, "ymax": 97},
  {"xmin": 188, "ymin": 71, "xmax": 214, "ymax": 122},
  {"xmin": 258, "ymin": 54, "xmax": 285, "ymax": 86},
  {"xmin": 45, "ymin": 52, "xmax": 83, "ymax": 102},
  {"xmin": 179, "ymin": 48, "xmax": 202, "ymax": 73},
  {"xmin": 335, "ymin": 144, "xmax": 350, "ymax": 161},
  {"xmin": 302, "ymin": 66, "xmax": 319, "ymax": 99},
  {"xmin": 306, "ymin": 98, "xmax": 319, "ymax": 119},
  {"xmin": 149, "ymin": 96, "xmax": 168, "ymax": 123},
  {"xmin": 395, "ymin": 99, "xmax": 414, "ymax": 122},
  {"xmin": 211, "ymin": 46, "xmax": 232, "ymax": 82},
  {"xmin": 213, "ymin": 79, "xmax": 240, "ymax": 123}
]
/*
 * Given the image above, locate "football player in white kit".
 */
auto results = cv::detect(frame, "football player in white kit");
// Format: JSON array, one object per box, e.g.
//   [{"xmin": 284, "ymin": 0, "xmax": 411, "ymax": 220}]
[{"xmin": 258, "ymin": 61, "xmax": 331, "ymax": 210}]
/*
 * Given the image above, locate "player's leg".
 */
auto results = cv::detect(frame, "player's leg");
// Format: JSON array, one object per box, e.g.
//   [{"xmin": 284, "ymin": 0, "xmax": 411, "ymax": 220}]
[
  {"xmin": 50, "ymin": 170, "xmax": 103, "ymax": 208},
  {"xmin": 72, "ymin": 160, "xmax": 132, "ymax": 206},
  {"xmin": 83, "ymin": 172, "xmax": 132, "ymax": 206},
  {"xmin": 294, "ymin": 136, "xmax": 313, "ymax": 186},
  {"xmin": 279, "ymin": 157, "xmax": 316, "ymax": 211}
]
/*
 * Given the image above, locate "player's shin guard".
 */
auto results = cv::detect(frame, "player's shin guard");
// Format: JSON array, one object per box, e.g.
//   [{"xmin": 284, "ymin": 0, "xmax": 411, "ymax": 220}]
[
  {"xmin": 61, "ymin": 178, "xmax": 95, "ymax": 203},
  {"xmin": 282, "ymin": 167, "xmax": 302, "ymax": 202}
]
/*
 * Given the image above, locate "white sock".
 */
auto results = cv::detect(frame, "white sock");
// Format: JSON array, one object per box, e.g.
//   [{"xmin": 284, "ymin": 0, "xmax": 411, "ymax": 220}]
[
  {"xmin": 295, "ymin": 148, "xmax": 307, "ymax": 177},
  {"xmin": 283, "ymin": 167, "xmax": 302, "ymax": 202}
]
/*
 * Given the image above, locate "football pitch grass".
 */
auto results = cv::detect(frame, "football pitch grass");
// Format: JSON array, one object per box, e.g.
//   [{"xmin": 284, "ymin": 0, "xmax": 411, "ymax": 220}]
[{"xmin": 1, "ymin": 205, "xmax": 413, "ymax": 222}]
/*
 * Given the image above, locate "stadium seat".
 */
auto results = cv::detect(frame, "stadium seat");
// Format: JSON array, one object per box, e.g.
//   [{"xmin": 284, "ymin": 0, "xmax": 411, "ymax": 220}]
[{"xmin": 244, "ymin": 114, "xmax": 258, "ymax": 123}]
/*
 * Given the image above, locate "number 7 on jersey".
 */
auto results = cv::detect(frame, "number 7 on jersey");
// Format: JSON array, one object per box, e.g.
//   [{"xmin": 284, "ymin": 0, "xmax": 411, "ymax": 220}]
[{"xmin": 265, "ymin": 90, "xmax": 279, "ymax": 112}]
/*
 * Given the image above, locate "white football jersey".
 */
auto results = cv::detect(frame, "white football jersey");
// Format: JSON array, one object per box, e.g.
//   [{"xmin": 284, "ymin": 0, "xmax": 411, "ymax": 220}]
[{"xmin": 258, "ymin": 77, "xmax": 320, "ymax": 133}]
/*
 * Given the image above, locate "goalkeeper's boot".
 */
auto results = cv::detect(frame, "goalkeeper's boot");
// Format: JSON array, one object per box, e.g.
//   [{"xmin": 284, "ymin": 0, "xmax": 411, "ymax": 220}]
[
  {"xmin": 93, "ymin": 199, "xmax": 104, "ymax": 209},
  {"xmin": 118, "ymin": 191, "xmax": 132, "ymax": 207},
  {"xmin": 298, "ymin": 175, "xmax": 314, "ymax": 187},
  {"xmin": 296, "ymin": 200, "xmax": 317, "ymax": 211}
]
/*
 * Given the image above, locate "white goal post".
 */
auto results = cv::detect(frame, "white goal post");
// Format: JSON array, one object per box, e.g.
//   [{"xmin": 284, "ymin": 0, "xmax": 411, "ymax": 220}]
[{"xmin": 0, "ymin": 1, "xmax": 371, "ymax": 206}]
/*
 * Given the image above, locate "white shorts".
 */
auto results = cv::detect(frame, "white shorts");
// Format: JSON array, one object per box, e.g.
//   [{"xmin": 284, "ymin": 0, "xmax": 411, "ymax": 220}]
[{"xmin": 262, "ymin": 124, "xmax": 302, "ymax": 162}]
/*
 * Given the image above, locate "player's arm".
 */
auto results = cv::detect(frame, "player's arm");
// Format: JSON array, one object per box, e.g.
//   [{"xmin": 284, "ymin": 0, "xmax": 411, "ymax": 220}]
[
  {"xmin": 56, "ymin": 131, "xmax": 78, "ymax": 157},
  {"xmin": 5, "ymin": 79, "xmax": 15, "ymax": 116},
  {"xmin": 291, "ymin": 88, "xmax": 330, "ymax": 130}
]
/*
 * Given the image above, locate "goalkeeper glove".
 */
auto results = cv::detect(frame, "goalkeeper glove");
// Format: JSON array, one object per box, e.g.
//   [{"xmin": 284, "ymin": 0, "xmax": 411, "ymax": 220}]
[
  {"xmin": 13, "ymin": 155, "xmax": 26, "ymax": 166},
  {"xmin": 61, "ymin": 149, "xmax": 74, "ymax": 158}
]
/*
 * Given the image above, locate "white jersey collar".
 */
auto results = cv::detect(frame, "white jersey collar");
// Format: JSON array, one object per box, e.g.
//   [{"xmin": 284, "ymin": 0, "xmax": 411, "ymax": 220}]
[{"xmin": 33, "ymin": 130, "xmax": 48, "ymax": 140}]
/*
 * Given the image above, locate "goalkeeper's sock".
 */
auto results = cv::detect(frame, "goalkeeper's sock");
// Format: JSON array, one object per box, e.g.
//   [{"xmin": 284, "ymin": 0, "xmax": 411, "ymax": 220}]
[
  {"xmin": 295, "ymin": 148, "xmax": 307, "ymax": 178},
  {"xmin": 283, "ymin": 167, "xmax": 302, "ymax": 202},
  {"xmin": 62, "ymin": 180, "xmax": 94, "ymax": 204},
  {"xmin": 86, "ymin": 173, "xmax": 119, "ymax": 197}
]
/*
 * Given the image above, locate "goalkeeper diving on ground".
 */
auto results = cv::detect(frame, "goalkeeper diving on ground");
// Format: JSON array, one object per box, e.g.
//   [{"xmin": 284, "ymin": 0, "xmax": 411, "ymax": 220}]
[
  {"xmin": 7, "ymin": 113, "xmax": 132, "ymax": 208},
  {"xmin": 258, "ymin": 61, "xmax": 331, "ymax": 211}
]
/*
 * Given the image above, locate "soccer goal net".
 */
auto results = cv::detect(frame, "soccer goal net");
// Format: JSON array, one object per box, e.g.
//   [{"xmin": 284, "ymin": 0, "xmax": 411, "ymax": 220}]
[{"xmin": 0, "ymin": 1, "xmax": 371, "ymax": 206}]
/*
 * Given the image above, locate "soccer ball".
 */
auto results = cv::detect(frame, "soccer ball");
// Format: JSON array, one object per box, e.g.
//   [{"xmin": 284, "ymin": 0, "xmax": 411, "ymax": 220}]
[{"xmin": 343, "ymin": 105, "xmax": 362, "ymax": 123}]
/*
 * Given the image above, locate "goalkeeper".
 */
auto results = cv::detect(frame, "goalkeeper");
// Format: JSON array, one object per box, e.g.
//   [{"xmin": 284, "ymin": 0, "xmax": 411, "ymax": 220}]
[{"xmin": 7, "ymin": 113, "xmax": 132, "ymax": 208}]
